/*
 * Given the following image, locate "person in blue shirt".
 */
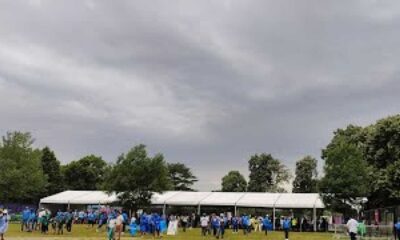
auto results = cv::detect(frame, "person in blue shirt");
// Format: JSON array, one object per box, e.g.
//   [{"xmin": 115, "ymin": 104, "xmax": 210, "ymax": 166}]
[
  {"xmin": 140, "ymin": 213, "xmax": 148, "ymax": 236},
  {"xmin": 65, "ymin": 210, "xmax": 73, "ymax": 232},
  {"xmin": 219, "ymin": 214, "xmax": 226, "ymax": 239},
  {"xmin": 21, "ymin": 207, "xmax": 31, "ymax": 232},
  {"xmin": 88, "ymin": 211, "xmax": 96, "ymax": 228},
  {"xmin": 262, "ymin": 215, "xmax": 271, "ymax": 236},
  {"xmin": 122, "ymin": 211, "xmax": 128, "ymax": 233},
  {"xmin": 0, "ymin": 209, "xmax": 9, "ymax": 240},
  {"xmin": 241, "ymin": 214, "xmax": 250, "ymax": 235},
  {"xmin": 97, "ymin": 211, "xmax": 108, "ymax": 232},
  {"xmin": 211, "ymin": 213, "xmax": 221, "ymax": 239},
  {"xmin": 231, "ymin": 216, "xmax": 239, "ymax": 233},
  {"xmin": 152, "ymin": 213, "xmax": 161, "ymax": 238},
  {"xmin": 282, "ymin": 217, "xmax": 291, "ymax": 240},
  {"xmin": 55, "ymin": 210, "xmax": 65, "ymax": 235},
  {"xmin": 395, "ymin": 218, "xmax": 400, "ymax": 240},
  {"xmin": 28, "ymin": 209, "xmax": 37, "ymax": 232}
]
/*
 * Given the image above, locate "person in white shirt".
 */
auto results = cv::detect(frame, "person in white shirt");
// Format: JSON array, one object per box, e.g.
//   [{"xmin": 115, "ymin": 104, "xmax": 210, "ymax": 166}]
[
  {"xmin": 115, "ymin": 211, "xmax": 124, "ymax": 240},
  {"xmin": 107, "ymin": 215, "xmax": 117, "ymax": 240},
  {"xmin": 200, "ymin": 213, "xmax": 209, "ymax": 236},
  {"xmin": 346, "ymin": 217, "xmax": 359, "ymax": 240}
]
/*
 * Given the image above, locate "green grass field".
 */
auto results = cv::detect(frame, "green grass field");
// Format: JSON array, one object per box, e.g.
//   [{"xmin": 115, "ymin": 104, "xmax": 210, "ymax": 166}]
[{"xmin": 4, "ymin": 223, "xmax": 333, "ymax": 240}]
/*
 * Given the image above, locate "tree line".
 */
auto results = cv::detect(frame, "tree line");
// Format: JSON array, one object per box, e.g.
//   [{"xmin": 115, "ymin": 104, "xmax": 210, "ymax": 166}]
[
  {"xmin": 1, "ymin": 114, "xmax": 400, "ymax": 214},
  {"xmin": 0, "ymin": 133, "xmax": 197, "ymax": 205}
]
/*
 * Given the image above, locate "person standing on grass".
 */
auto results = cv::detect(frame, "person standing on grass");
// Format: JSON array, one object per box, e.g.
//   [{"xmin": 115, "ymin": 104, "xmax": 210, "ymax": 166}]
[
  {"xmin": 231, "ymin": 215, "xmax": 239, "ymax": 233},
  {"xmin": 211, "ymin": 213, "xmax": 221, "ymax": 239},
  {"xmin": 282, "ymin": 217, "xmax": 291, "ymax": 240},
  {"xmin": 107, "ymin": 214, "xmax": 117, "ymax": 240},
  {"xmin": 115, "ymin": 211, "xmax": 124, "ymax": 240},
  {"xmin": 0, "ymin": 209, "xmax": 9, "ymax": 240},
  {"xmin": 346, "ymin": 216, "xmax": 358, "ymax": 240},
  {"xmin": 200, "ymin": 213, "xmax": 209, "ymax": 236},
  {"xmin": 219, "ymin": 214, "xmax": 226, "ymax": 239},
  {"xmin": 263, "ymin": 215, "xmax": 271, "ymax": 236}
]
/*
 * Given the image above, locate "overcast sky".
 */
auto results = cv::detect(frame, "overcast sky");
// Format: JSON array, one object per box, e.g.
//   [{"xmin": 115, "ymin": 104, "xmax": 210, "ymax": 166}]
[{"xmin": 1, "ymin": 0, "xmax": 400, "ymax": 191}]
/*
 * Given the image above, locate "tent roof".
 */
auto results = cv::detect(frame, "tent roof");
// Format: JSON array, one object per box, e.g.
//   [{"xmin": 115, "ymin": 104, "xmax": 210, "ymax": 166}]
[
  {"xmin": 236, "ymin": 193, "xmax": 281, "ymax": 208},
  {"xmin": 39, "ymin": 190, "xmax": 118, "ymax": 205},
  {"xmin": 40, "ymin": 191, "xmax": 324, "ymax": 209}
]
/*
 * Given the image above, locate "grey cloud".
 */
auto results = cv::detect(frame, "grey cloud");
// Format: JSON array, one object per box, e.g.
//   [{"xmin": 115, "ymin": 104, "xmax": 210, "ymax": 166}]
[{"xmin": 1, "ymin": 0, "xmax": 400, "ymax": 190}]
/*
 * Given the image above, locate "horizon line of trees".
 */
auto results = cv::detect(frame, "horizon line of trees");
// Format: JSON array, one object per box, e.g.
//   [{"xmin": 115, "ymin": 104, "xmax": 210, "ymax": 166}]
[{"xmin": 2, "ymin": 114, "xmax": 400, "ymax": 214}]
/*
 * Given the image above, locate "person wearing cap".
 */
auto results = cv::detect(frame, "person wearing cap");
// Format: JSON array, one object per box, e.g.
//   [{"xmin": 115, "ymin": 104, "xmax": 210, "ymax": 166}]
[{"xmin": 0, "ymin": 209, "xmax": 9, "ymax": 240}]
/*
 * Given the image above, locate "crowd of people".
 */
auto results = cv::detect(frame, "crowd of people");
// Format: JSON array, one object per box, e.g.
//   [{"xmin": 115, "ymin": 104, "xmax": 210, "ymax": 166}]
[{"xmin": 0, "ymin": 206, "xmax": 333, "ymax": 240}]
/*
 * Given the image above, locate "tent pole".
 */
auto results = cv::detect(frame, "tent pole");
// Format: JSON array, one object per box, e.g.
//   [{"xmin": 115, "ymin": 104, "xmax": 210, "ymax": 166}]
[
  {"xmin": 273, "ymin": 207, "xmax": 276, "ymax": 231},
  {"xmin": 313, "ymin": 207, "xmax": 317, "ymax": 232},
  {"xmin": 163, "ymin": 204, "xmax": 166, "ymax": 216},
  {"xmin": 198, "ymin": 204, "xmax": 201, "ymax": 215},
  {"xmin": 234, "ymin": 205, "xmax": 237, "ymax": 217}
]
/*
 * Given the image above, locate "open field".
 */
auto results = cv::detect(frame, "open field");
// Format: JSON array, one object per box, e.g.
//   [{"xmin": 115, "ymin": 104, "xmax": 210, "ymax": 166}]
[{"xmin": 4, "ymin": 223, "xmax": 333, "ymax": 240}]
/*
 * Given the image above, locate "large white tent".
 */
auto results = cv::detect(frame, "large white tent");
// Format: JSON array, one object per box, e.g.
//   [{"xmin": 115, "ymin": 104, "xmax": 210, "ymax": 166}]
[
  {"xmin": 40, "ymin": 190, "xmax": 324, "ymax": 209},
  {"xmin": 40, "ymin": 191, "xmax": 324, "ymax": 209},
  {"xmin": 40, "ymin": 190, "xmax": 324, "ymax": 231}
]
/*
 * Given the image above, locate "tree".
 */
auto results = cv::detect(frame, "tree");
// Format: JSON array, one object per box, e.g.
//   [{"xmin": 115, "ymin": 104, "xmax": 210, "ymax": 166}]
[
  {"xmin": 167, "ymin": 163, "xmax": 198, "ymax": 191},
  {"xmin": 364, "ymin": 115, "xmax": 400, "ymax": 207},
  {"xmin": 292, "ymin": 156, "xmax": 318, "ymax": 193},
  {"xmin": 62, "ymin": 155, "xmax": 107, "ymax": 190},
  {"xmin": 103, "ymin": 144, "xmax": 171, "ymax": 211},
  {"xmin": 365, "ymin": 115, "xmax": 400, "ymax": 169},
  {"xmin": 41, "ymin": 146, "xmax": 64, "ymax": 195},
  {"xmin": 0, "ymin": 131, "xmax": 47, "ymax": 203},
  {"xmin": 221, "ymin": 171, "xmax": 247, "ymax": 192},
  {"xmin": 247, "ymin": 153, "xmax": 290, "ymax": 192},
  {"xmin": 319, "ymin": 137, "xmax": 370, "ymax": 214}
]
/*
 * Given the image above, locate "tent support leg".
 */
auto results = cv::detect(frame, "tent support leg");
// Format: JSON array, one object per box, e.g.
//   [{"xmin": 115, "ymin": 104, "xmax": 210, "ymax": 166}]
[
  {"xmin": 273, "ymin": 207, "xmax": 276, "ymax": 231},
  {"xmin": 198, "ymin": 204, "xmax": 201, "ymax": 215},
  {"xmin": 234, "ymin": 205, "xmax": 237, "ymax": 217},
  {"xmin": 313, "ymin": 207, "xmax": 317, "ymax": 232},
  {"xmin": 163, "ymin": 204, "xmax": 166, "ymax": 216}
]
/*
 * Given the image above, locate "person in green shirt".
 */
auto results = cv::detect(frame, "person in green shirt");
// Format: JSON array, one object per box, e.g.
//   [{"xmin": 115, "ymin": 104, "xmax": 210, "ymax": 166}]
[{"xmin": 357, "ymin": 219, "xmax": 366, "ymax": 239}]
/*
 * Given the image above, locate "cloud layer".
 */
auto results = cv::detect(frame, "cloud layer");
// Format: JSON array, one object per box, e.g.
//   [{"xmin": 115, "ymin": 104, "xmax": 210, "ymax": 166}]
[{"xmin": 1, "ymin": 0, "xmax": 400, "ymax": 190}]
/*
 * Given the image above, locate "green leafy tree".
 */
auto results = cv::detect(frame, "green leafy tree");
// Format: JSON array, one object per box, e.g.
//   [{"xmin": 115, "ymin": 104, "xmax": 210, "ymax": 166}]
[
  {"xmin": 365, "ymin": 115, "xmax": 400, "ymax": 168},
  {"xmin": 167, "ymin": 163, "xmax": 198, "ymax": 191},
  {"xmin": 247, "ymin": 153, "xmax": 290, "ymax": 192},
  {"xmin": 292, "ymin": 156, "xmax": 318, "ymax": 193},
  {"xmin": 103, "ymin": 144, "xmax": 171, "ymax": 211},
  {"xmin": 221, "ymin": 171, "xmax": 247, "ymax": 192},
  {"xmin": 319, "ymin": 138, "xmax": 370, "ymax": 214},
  {"xmin": 62, "ymin": 155, "xmax": 107, "ymax": 190},
  {"xmin": 0, "ymin": 131, "xmax": 46, "ymax": 203},
  {"xmin": 41, "ymin": 146, "xmax": 64, "ymax": 195},
  {"xmin": 364, "ymin": 115, "xmax": 400, "ymax": 207}
]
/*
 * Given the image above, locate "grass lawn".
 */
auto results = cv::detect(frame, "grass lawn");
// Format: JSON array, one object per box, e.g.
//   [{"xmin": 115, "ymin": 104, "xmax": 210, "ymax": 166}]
[{"xmin": 4, "ymin": 223, "xmax": 333, "ymax": 240}]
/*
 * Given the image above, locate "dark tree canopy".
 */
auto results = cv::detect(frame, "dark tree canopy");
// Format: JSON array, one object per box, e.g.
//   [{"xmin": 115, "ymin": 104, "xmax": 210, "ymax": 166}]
[
  {"xmin": 103, "ymin": 144, "xmax": 171, "ymax": 211},
  {"xmin": 62, "ymin": 155, "xmax": 107, "ymax": 190},
  {"xmin": 0, "ymin": 131, "xmax": 46, "ymax": 203},
  {"xmin": 167, "ymin": 162, "xmax": 198, "ymax": 191},
  {"xmin": 319, "ymin": 137, "xmax": 370, "ymax": 214},
  {"xmin": 247, "ymin": 153, "xmax": 290, "ymax": 192},
  {"xmin": 41, "ymin": 146, "xmax": 64, "ymax": 195},
  {"xmin": 221, "ymin": 170, "xmax": 247, "ymax": 192},
  {"xmin": 292, "ymin": 156, "xmax": 318, "ymax": 193}
]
